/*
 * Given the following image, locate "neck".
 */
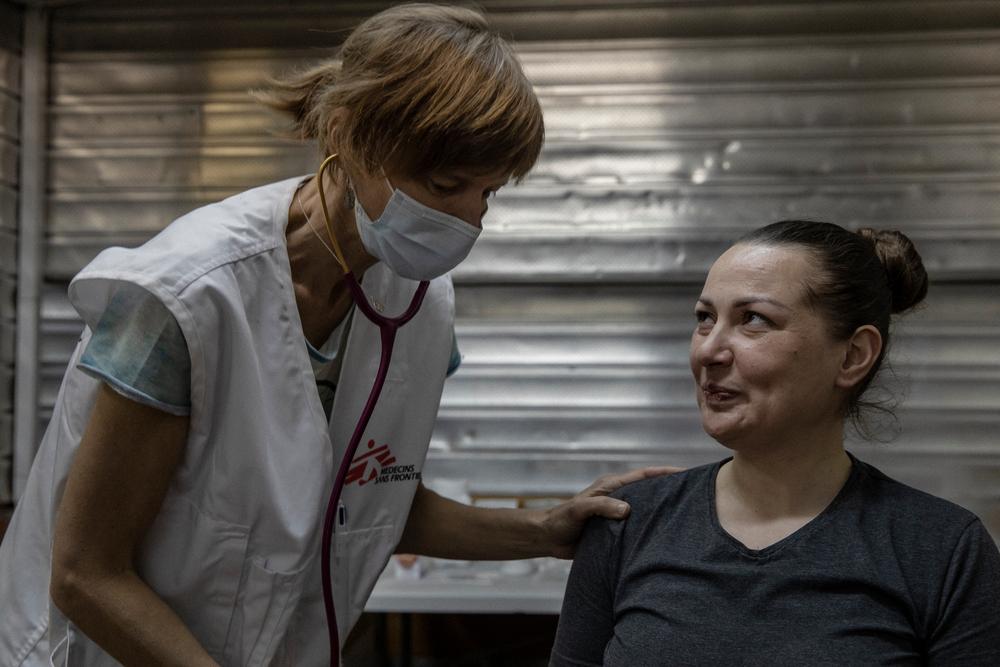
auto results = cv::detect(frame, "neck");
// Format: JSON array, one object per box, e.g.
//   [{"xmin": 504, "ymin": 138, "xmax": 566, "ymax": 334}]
[
  {"xmin": 717, "ymin": 424, "xmax": 852, "ymax": 521},
  {"xmin": 286, "ymin": 172, "xmax": 377, "ymax": 346},
  {"xmin": 297, "ymin": 171, "xmax": 377, "ymax": 277}
]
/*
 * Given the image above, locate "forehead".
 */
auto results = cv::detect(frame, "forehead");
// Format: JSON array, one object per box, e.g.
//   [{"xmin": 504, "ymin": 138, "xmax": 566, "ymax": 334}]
[{"xmin": 702, "ymin": 243, "xmax": 814, "ymax": 304}]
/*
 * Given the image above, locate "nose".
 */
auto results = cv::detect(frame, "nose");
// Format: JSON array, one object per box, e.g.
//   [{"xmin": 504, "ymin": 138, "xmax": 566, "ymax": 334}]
[
  {"xmin": 449, "ymin": 193, "xmax": 487, "ymax": 229},
  {"xmin": 691, "ymin": 324, "xmax": 734, "ymax": 369}
]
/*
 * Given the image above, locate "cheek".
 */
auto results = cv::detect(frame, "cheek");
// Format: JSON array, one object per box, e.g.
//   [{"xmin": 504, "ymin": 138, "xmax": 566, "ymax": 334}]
[
  {"xmin": 688, "ymin": 337, "xmax": 698, "ymax": 375},
  {"xmin": 734, "ymin": 346, "xmax": 775, "ymax": 386},
  {"xmin": 739, "ymin": 336, "xmax": 806, "ymax": 380}
]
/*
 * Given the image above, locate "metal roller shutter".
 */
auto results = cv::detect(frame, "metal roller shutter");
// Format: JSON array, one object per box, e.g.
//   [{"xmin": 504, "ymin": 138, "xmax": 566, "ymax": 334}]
[
  {"xmin": 0, "ymin": 0, "xmax": 22, "ymax": 504},
  {"xmin": 18, "ymin": 0, "xmax": 1000, "ymax": 538}
]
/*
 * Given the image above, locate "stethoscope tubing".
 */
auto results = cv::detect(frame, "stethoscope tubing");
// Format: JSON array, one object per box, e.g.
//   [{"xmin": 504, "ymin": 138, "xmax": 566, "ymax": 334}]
[{"xmin": 321, "ymin": 271, "xmax": 430, "ymax": 665}]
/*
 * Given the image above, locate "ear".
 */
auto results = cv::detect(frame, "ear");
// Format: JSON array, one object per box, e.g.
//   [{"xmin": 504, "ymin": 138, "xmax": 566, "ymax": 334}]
[
  {"xmin": 835, "ymin": 325, "xmax": 883, "ymax": 390},
  {"xmin": 323, "ymin": 107, "xmax": 351, "ymax": 161}
]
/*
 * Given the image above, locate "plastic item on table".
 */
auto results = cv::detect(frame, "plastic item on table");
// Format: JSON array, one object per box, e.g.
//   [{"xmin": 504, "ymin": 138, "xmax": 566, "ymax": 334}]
[
  {"xmin": 392, "ymin": 554, "xmax": 423, "ymax": 580},
  {"xmin": 473, "ymin": 497, "xmax": 519, "ymax": 509}
]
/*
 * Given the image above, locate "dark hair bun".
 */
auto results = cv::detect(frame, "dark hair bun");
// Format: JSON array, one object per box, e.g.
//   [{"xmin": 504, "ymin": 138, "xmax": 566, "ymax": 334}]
[{"xmin": 857, "ymin": 228, "xmax": 928, "ymax": 314}]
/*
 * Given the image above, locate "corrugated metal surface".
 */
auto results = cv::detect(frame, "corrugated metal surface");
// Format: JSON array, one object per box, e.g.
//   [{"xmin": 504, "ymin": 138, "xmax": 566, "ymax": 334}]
[
  {"xmin": 35, "ymin": 1, "xmax": 1000, "ymax": 538},
  {"xmin": 0, "ymin": 1, "xmax": 22, "ymax": 504}
]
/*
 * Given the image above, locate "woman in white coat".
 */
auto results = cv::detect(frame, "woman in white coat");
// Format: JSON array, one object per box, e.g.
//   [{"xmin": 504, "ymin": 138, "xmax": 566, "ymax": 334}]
[{"xmin": 0, "ymin": 4, "xmax": 673, "ymax": 665}]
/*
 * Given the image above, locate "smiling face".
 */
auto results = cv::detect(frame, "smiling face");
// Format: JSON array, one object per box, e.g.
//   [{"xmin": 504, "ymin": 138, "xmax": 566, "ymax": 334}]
[{"xmin": 689, "ymin": 243, "xmax": 850, "ymax": 451}]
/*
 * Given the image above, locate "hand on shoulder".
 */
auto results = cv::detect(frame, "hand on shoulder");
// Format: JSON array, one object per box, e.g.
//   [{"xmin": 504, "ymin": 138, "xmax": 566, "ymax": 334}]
[{"xmin": 540, "ymin": 466, "xmax": 682, "ymax": 559}]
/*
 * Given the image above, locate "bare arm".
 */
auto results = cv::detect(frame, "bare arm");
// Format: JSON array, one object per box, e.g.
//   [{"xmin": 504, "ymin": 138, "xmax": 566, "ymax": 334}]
[
  {"xmin": 395, "ymin": 483, "xmax": 548, "ymax": 560},
  {"xmin": 50, "ymin": 384, "xmax": 218, "ymax": 667},
  {"xmin": 396, "ymin": 466, "xmax": 681, "ymax": 560}
]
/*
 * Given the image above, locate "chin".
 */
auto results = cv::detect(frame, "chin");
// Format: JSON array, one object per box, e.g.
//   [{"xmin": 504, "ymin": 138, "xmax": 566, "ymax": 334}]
[
  {"xmin": 712, "ymin": 437, "xmax": 738, "ymax": 450},
  {"xmin": 701, "ymin": 416, "xmax": 746, "ymax": 450},
  {"xmin": 702, "ymin": 422, "xmax": 733, "ymax": 446}
]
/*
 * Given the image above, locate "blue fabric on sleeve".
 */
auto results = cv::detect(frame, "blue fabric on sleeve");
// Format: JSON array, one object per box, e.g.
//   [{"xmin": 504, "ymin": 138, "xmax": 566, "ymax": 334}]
[
  {"xmin": 79, "ymin": 285, "xmax": 458, "ymax": 417},
  {"xmin": 78, "ymin": 284, "xmax": 192, "ymax": 415}
]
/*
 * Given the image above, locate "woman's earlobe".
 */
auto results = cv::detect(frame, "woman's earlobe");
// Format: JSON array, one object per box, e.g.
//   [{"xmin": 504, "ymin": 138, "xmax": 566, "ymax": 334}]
[{"xmin": 836, "ymin": 325, "xmax": 882, "ymax": 389}]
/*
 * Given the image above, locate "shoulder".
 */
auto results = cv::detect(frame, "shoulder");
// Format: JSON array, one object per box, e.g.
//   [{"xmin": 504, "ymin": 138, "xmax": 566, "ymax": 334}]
[
  {"xmin": 851, "ymin": 457, "xmax": 989, "ymax": 568},
  {"xmin": 70, "ymin": 178, "xmax": 304, "ymax": 327},
  {"xmin": 140, "ymin": 177, "xmax": 305, "ymax": 286},
  {"xmin": 853, "ymin": 461, "xmax": 1000, "ymax": 652},
  {"xmin": 612, "ymin": 461, "xmax": 718, "ymax": 509},
  {"xmin": 597, "ymin": 461, "xmax": 720, "ymax": 540},
  {"xmin": 854, "ymin": 458, "xmax": 980, "ymax": 534},
  {"xmin": 75, "ymin": 178, "xmax": 303, "ymax": 294}
]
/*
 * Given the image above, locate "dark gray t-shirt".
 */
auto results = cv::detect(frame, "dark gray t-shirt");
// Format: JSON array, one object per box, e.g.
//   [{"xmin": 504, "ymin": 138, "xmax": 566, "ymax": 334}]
[{"xmin": 551, "ymin": 456, "xmax": 1000, "ymax": 666}]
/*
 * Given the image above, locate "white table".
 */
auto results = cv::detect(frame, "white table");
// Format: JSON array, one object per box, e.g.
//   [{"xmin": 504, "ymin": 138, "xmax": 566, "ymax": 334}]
[{"xmin": 365, "ymin": 557, "xmax": 570, "ymax": 615}]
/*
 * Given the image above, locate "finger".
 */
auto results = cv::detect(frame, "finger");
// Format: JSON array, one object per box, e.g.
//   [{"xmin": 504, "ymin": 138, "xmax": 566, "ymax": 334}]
[
  {"xmin": 583, "ymin": 466, "xmax": 684, "ymax": 496},
  {"xmin": 570, "ymin": 496, "xmax": 631, "ymax": 521}
]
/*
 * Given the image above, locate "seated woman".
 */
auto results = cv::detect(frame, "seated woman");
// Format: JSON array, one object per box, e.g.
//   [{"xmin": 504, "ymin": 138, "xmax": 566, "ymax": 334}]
[{"xmin": 551, "ymin": 220, "xmax": 1000, "ymax": 666}]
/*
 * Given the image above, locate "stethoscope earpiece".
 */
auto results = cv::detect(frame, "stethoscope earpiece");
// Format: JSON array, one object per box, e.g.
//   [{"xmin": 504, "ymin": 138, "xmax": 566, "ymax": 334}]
[{"xmin": 316, "ymin": 154, "xmax": 352, "ymax": 275}]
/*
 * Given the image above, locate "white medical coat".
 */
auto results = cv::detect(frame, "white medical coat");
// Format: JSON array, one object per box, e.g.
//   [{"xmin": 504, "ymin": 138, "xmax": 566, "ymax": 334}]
[{"xmin": 0, "ymin": 177, "xmax": 454, "ymax": 665}]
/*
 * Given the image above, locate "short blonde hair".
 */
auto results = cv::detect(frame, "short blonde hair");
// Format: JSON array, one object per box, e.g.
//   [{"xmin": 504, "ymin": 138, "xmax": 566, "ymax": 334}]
[{"xmin": 256, "ymin": 3, "xmax": 544, "ymax": 181}]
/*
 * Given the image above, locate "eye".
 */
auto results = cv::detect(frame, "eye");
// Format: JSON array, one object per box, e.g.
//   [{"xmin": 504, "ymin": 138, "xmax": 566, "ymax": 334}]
[
  {"xmin": 428, "ymin": 178, "xmax": 462, "ymax": 196},
  {"xmin": 695, "ymin": 309, "xmax": 715, "ymax": 327},
  {"xmin": 742, "ymin": 310, "xmax": 772, "ymax": 327},
  {"xmin": 484, "ymin": 188, "xmax": 501, "ymax": 199}
]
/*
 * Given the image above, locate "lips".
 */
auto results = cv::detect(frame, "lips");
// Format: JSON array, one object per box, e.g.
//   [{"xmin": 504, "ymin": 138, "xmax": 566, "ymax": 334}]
[{"xmin": 702, "ymin": 382, "xmax": 740, "ymax": 402}]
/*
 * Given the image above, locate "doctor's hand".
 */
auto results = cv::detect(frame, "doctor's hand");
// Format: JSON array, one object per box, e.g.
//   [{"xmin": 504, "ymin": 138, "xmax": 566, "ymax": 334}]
[{"xmin": 541, "ymin": 466, "xmax": 682, "ymax": 559}]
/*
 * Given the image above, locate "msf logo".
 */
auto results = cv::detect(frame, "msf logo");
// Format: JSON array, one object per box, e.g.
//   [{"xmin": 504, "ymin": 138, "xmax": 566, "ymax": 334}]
[{"xmin": 346, "ymin": 439, "xmax": 397, "ymax": 487}]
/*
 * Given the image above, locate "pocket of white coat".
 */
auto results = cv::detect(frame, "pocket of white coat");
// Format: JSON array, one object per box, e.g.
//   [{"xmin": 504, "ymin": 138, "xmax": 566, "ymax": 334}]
[
  {"xmin": 333, "ymin": 524, "xmax": 397, "ymax": 640},
  {"xmin": 135, "ymin": 496, "xmax": 249, "ymax": 662},
  {"xmin": 224, "ymin": 557, "xmax": 310, "ymax": 667}
]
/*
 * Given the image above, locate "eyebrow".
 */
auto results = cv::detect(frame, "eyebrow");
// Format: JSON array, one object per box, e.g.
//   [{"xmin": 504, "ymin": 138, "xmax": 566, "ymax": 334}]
[{"xmin": 697, "ymin": 296, "xmax": 790, "ymax": 310}]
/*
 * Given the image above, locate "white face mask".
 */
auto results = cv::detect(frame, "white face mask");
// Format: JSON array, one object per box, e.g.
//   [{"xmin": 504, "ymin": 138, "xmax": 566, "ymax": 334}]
[{"xmin": 354, "ymin": 178, "xmax": 482, "ymax": 281}]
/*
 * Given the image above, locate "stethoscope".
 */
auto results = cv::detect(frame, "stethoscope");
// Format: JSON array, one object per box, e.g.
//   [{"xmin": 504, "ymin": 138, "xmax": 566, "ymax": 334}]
[{"xmin": 312, "ymin": 154, "xmax": 429, "ymax": 665}]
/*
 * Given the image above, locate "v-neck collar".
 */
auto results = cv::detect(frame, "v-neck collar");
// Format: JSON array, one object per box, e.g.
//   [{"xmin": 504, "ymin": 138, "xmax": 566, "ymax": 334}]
[
  {"xmin": 274, "ymin": 176, "xmax": 350, "ymax": 436},
  {"xmin": 706, "ymin": 453, "xmax": 861, "ymax": 559}
]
